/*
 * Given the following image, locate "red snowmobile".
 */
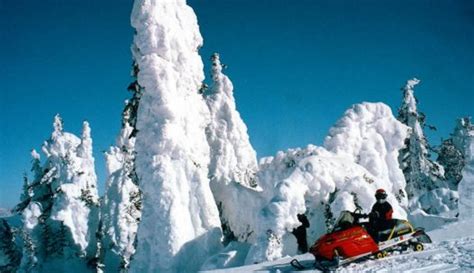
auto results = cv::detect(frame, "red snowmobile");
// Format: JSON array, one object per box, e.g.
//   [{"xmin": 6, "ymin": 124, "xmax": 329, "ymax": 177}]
[{"xmin": 291, "ymin": 210, "xmax": 432, "ymax": 271}]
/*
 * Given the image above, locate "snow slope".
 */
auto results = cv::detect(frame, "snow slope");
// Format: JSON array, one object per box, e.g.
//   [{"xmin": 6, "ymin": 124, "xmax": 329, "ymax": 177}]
[{"xmin": 203, "ymin": 219, "xmax": 474, "ymax": 272}]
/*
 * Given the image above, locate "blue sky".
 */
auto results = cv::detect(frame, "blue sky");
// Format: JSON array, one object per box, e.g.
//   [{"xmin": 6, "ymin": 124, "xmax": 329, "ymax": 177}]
[{"xmin": 1, "ymin": 0, "xmax": 473, "ymax": 208}]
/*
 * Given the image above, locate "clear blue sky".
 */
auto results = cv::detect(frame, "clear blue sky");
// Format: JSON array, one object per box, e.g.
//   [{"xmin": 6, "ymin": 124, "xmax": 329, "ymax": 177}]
[{"xmin": 1, "ymin": 0, "xmax": 473, "ymax": 208}]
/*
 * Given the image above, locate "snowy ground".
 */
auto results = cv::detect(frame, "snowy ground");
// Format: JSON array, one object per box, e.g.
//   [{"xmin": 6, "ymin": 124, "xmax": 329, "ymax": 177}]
[{"xmin": 202, "ymin": 219, "xmax": 474, "ymax": 272}]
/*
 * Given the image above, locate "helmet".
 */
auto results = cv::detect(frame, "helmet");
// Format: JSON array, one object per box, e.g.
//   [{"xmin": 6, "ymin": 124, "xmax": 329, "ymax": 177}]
[{"xmin": 375, "ymin": 189, "xmax": 387, "ymax": 200}]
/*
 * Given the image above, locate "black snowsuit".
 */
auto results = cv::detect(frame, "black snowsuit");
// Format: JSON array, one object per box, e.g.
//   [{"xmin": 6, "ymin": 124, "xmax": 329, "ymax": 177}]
[
  {"xmin": 370, "ymin": 201, "xmax": 393, "ymax": 241},
  {"xmin": 292, "ymin": 214, "xmax": 310, "ymax": 253}
]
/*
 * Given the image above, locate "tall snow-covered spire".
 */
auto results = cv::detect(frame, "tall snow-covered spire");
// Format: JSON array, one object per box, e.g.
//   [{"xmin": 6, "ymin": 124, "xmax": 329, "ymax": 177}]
[
  {"xmin": 203, "ymin": 53, "xmax": 260, "ymax": 245},
  {"xmin": 206, "ymin": 52, "xmax": 258, "ymax": 188},
  {"xmin": 130, "ymin": 0, "xmax": 222, "ymax": 272}
]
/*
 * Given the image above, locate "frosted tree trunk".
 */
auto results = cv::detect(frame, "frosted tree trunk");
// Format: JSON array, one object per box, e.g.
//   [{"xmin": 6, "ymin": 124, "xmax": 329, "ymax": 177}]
[{"xmin": 130, "ymin": 1, "xmax": 222, "ymax": 272}]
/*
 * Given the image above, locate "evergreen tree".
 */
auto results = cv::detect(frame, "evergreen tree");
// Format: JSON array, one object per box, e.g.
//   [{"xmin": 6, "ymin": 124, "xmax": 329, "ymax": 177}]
[
  {"xmin": 437, "ymin": 117, "xmax": 474, "ymax": 189},
  {"xmin": 397, "ymin": 78, "xmax": 445, "ymax": 202},
  {"xmin": 100, "ymin": 60, "xmax": 142, "ymax": 272},
  {"xmin": 457, "ymin": 117, "xmax": 474, "ymax": 219},
  {"xmin": 0, "ymin": 219, "xmax": 22, "ymax": 272},
  {"xmin": 18, "ymin": 115, "xmax": 99, "ymax": 272},
  {"xmin": 437, "ymin": 138, "xmax": 464, "ymax": 189},
  {"xmin": 203, "ymin": 53, "xmax": 259, "ymax": 244}
]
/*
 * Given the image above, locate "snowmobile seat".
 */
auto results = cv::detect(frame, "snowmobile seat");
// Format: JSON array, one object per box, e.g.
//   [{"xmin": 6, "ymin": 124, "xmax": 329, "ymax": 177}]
[{"xmin": 377, "ymin": 219, "xmax": 414, "ymax": 242}]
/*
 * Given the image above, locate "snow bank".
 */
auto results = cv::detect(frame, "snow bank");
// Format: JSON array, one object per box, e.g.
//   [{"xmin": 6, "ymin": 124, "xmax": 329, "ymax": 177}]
[
  {"xmin": 130, "ymin": 1, "xmax": 222, "ymax": 272},
  {"xmin": 409, "ymin": 209, "xmax": 457, "ymax": 231},
  {"xmin": 429, "ymin": 218, "xmax": 474, "ymax": 241}
]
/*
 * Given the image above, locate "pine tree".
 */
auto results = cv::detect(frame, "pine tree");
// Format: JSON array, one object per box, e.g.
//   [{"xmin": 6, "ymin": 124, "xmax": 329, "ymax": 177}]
[
  {"xmin": 0, "ymin": 219, "xmax": 22, "ymax": 272},
  {"xmin": 18, "ymin": 115, "xmax": 99, "ymax": 272},
  {"xmin": 437, "ymin": 117, "xmax": 474, "ymax": 190},
  {"xmin": 437, "ymin": 138, "xmax": 464, "ymax": 189},
  {"xmin": 100, "ymin": 60, "xmax": 142, "ymax": 272},
  {"xmin": 204, "ymin": 53, "xmax": 259, "ymax": 244},
  {"xmin": 397, "ymin": 78, "xmax": 445, "ymax": 202},
  {"xmin": 457, "ymin": 117, "xmax": 474, "ymax": 219}
]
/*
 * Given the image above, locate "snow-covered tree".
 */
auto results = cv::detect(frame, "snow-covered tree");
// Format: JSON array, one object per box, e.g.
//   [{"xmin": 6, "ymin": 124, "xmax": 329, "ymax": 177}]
[
  {"xmin": 243, "ymin": 103, "xmax": 410, "ymax": 264},
  {"xmin": 397, "ymin": 78, "xmax": 445, "ymax": 202},
  {"xmin": 129, "ymin": 1, "xmax": 222, "ymax": 272},
  {"xmin": 19, "ymin": 115, "xmax": 99, "ymax": 272},
  {"xmin": 205, "ymin": 53, "xmax": 258, "ymax": 189},
  {"xmin": 437, "ymin": 118, "xmax": 474, "ymax": 190},
  {"xmin": 456, "ymin": 117, "xmax": 474, "ymax": 220},
  {"xmin": 0, "ymin": 218, "xmax": 22, "ymax": 272},
  {"xmin": 325, "ymin": 102, "xmax": 410, "ymax": 210},
  {"xmin": 204, "ymin": 53, "xmax": 259, "ymax": 244},
  {"xmin": 100, "ymin": 61, "xmax": 142, "ymax": 272},
  {"xmin": 437, "ymin": 139, "xmax": 464, "ymax": 189}
]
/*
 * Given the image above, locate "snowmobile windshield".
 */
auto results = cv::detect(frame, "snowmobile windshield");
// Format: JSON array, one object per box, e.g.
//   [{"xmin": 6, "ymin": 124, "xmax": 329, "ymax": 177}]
[{"xmin": 333, "ymin": 211, "xmax": 355, "ymax": 231}]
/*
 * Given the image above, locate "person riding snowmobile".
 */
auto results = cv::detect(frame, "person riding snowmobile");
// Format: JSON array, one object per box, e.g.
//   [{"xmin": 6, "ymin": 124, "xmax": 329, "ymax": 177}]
[{"xmin": 368, "ymin": 189, "xmax": 393, "ymax": 240}]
